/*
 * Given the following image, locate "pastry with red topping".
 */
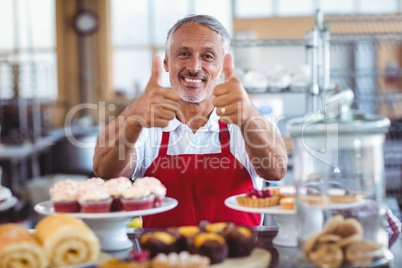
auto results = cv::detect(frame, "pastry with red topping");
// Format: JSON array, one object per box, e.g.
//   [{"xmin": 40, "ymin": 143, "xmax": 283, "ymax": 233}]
[{"xmin": 236, "ymin": 188, "xmax": 279, "ymax": 207}]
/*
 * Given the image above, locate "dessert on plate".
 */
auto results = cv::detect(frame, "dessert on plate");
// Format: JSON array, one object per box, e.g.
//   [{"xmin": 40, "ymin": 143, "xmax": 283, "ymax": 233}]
[
  {"xmin": 78, "ymin": 185, "xmax": 112, "ymax": 213},
  {"xmin": 121, "ymin": 184, "xmax": 155, "ymax": 211},
  {"xmin": 152, "ymin": 251, "xmax": 210, "ymax": 268},
  {"xmin": 327, "ymin": 188, "xmax": 365, "ymax": 203},
  {"xmin": 104, "ymin": 176, "xmax": 132, "ymax": 211},
  {"xmin": 236, "ymin": 188, "xmax": 279, "ymax": 208},
  {"xmin": 49, "ymin": 179, "xmax": 80, "ymax": 213}
]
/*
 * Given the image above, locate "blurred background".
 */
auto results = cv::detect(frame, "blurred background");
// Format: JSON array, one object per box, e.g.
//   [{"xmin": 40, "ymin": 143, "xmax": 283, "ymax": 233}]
[{"xmin": 0, "ymin": 0, "xmax": 401, "ymax": 225}]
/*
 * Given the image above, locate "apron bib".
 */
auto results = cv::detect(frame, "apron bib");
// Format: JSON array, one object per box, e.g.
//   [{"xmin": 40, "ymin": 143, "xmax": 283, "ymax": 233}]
[{"xmin": 142, "ymin": 120, "xmax": 260, "ymax": 227}]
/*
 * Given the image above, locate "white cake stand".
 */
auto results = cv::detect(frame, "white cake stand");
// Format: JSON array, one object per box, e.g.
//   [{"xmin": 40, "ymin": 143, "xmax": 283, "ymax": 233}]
[
  {"xmin": 34, "ymin": 197, "xmax": 178, "ymax": 251},
  {"xmin": 225, "ymin": 195, "xmax": 297, "ymax": 247}
]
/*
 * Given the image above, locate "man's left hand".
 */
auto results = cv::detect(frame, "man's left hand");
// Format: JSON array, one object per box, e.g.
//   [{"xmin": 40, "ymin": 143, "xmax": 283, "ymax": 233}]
[{"xmin": 213, "ymin": 54, "xmax": 258, "ymax": 126}]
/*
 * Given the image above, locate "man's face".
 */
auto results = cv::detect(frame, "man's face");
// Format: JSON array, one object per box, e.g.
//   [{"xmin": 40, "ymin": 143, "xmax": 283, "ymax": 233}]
[{"xmin": 164, "ymin": 24, "xmax": 225, "ymax": 103}]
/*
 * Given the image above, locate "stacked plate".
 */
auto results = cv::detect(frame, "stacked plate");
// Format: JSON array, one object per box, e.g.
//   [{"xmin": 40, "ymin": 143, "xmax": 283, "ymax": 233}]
[{"xmin": 0, "ymin": 186, "xmax": 17, "ymax": 211}]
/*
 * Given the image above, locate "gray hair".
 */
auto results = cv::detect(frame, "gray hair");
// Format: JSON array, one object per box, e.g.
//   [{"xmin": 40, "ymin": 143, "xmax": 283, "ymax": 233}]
[{"xmin": 165, "ymin": 14, "xmax": 231, "ymax": 55}]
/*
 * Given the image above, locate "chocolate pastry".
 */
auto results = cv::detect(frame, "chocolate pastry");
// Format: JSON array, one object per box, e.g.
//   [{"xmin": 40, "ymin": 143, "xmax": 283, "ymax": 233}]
[
  {"xmin": 168, "ymin": 226, "xmax": 201, "ymax": 252},
  {"xmin": 189, "ymin": 232, "xmax": 228, "ymax": 264},
  {"xmin": 223, "ymin": 223, "xmax": 255, "ymax": 257},
  {"xmin": 139, "ymin": 231, "xmax": 177, "ymax": 258}
]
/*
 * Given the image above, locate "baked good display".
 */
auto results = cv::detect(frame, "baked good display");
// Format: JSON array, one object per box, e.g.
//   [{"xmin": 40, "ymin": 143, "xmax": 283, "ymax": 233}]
[
  {"xmin": 78, "ymin": 185, "xmax": 113, "ymax": 213},
  {"xmin": 34, "ymin": 214, "xmax": 100, "ymax": 267},
  {"xmin": 49, "ymin": 179, "xmax": 80, "ymax": 212},
  {"xmin": 301, "ymin": 214, "xmax": 381, "ymax": 267},
  {"xmin": 104, "ymin": 176, "xmax": 133, "ymax": 211},
  {"xmin": 280, "ymin": 197, "xmax": 295, "ymax": 210},
  {"xmin": 121, "ymin": 184, "xmax": 155, "ymax": 211},
  {"xmin": 140, "ymin": 231, "xmax": 177, "ymax": 258},
  {"xmin": 0, "ymin": 223, "xmax": 48, "ymax": 268},
  {"xmin": 152, "ymin": 251, "xmax": 210, "ymax": 268},
  {"xmin": 134, "ymin": 177, "xmax": 167, "ymax": 207},
  {"xmin": 327, "ymin": 188, "xmax": 365, "ymax": 203},
  {"xmin": 222, "ymin": 222, "xmax": 255, "ymax": 257},
  {"xmin": 236, "ymin": 188, "xmax": 279, "ymax": 208},
  {"xmin": 189, "ymin": 232, "xmax": 228, "ymax": 264}
]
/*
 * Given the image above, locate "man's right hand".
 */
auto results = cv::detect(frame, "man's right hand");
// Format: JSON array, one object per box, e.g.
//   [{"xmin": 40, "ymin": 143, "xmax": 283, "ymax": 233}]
[{"xmin": 129, "ymin": 56, "xmax": 180, "ymax": 128}]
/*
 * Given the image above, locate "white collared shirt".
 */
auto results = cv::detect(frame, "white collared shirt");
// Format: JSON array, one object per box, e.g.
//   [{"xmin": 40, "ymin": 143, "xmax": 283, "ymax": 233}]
[{"xmin": 132, "ymin": 108, "xmax": 277, "ymax": 189}]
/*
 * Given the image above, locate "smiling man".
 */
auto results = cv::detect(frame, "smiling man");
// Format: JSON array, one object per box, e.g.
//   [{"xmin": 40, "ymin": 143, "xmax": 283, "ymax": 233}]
[{"xmin": 93, "ymin": 15, "xmax": 288, "ymax": 227}]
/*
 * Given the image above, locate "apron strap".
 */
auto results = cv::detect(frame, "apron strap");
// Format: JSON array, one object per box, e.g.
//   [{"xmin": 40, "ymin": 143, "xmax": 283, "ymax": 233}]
[
  {"xmin": 218, "ymin": 120, "xmax": 230, "ymax": 153},
  {"xmin": 159, "ymin": 131, "xmax": 170, "ymax": 155}
]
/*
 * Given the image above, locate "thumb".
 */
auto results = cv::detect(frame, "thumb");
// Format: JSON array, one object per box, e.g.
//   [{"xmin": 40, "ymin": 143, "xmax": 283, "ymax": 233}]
[
  {"xmin": 150, "ymin": 56, "xmax": 163, "ymax": 86},
  {"xmin": 223, "ymin": 54, "xmax": 235, "ymax": 83}
]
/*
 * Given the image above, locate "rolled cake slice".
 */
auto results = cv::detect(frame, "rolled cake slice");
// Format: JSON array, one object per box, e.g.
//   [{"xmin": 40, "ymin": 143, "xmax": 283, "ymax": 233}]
[
  {"xmin": 0, "ymin": 223, "xmax": 48, "ymax": 268},
  {"xmin": 34, "ymin": 214, "xmax": 100, "ymax": 267}
]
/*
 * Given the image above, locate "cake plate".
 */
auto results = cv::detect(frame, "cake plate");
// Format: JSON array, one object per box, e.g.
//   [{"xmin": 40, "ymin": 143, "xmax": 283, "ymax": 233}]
[
  {"xmin": 225, "ymin": 194, "xmax": 297, "ymax": 247},
  {"xmin": 34, "ymin": 197, "xmax": 178, "ymax": 251}
]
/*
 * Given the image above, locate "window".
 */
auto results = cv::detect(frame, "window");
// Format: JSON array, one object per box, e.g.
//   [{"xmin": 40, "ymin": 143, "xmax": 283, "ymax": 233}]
[
  {"xmin": 0, "ymin": 0, "xmax": 57, "ymax": 100},
  {"xmin": 110, "ymin": 0, "xmax": 232, "ymax": 97}
]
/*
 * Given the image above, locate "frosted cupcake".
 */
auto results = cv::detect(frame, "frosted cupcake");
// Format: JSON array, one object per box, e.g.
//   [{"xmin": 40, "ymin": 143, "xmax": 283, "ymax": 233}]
[
  {"xmin": 104, "ymin": 177, "xmax": 132, "ymax": 211},
  {"xmin": 78, "ymin": 185, "xmax": 112, "ymax": 213},
  {"xmin": 78, "ymin": 177, "xmax": 105, "ymax": 193},
  {"xmin": 49, "ymin": 179, "xmax": 80, "ymax": 213},
  {"xmin": 134, "ymin": 177, "xmax": 166, "ymax": 207},
  {"xmin": 121, "ymin": 185, "xmax": 155, "ymax": 211}
]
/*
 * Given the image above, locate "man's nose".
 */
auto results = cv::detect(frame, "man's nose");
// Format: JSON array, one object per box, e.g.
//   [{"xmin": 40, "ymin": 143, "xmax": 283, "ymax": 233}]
[{"xmin": 187, "ymin": 57, "xmax": 202, "ymax": 73}]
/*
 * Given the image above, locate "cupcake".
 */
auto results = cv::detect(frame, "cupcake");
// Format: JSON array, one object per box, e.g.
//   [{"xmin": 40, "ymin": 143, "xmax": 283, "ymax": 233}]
[
  {"xmin": 134, "ymin": 177, "xmax": 166, "ymax": 207},
  {"xmin": 49, "ymin": 179, "xmax": 80, "ymax": 213},
  {"xmin": 152, "ymin": 251, "xmax": 210, "ymax": 268},
  {"xmin": 78, "ymin": 185, "xmax": 112, "ymax": 213},
  {"xmin": 104, "ymin": 177, "xmax": 132, "ymax": 211},
  {"xmin": 222, "ymin": 222, "xmax": 255, "ymax": 257},
  {"xmin": 189, "ymin": 232, "xmax": 228, "ymax": 264},
  {"xmin": 236, "ymin": 188, "xmax": 279, "ymax": 208},
  {"xmin": 121, "ymin": 185, "xmax": 155, "ymax": 211},
  {"xmin": 140, "ymin": 231, "xmax": 177, "ymax": 258},
  {"xmin": 78, "ymin": 177, "xmax": 105, "ymax": 193}
]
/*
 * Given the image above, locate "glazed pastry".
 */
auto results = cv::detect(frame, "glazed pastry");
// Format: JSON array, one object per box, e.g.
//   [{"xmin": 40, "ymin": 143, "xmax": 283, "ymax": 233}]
[
  {"xmin": 321, "ymin": 215, "xmax": 344, "ymax": 235},
  {"xmin": 223, "ymin": 223, "xmax": 255, "ymax": 257},
  {"xmin": 0, "ymin": 223, "xmax": 48, "ymax": 268},
  {"xmin": 345, "ymin": 241, "xmax": 381, "ymax": 266},
  {"xmin": 308, "ymin": 244, "xmax": 343, "ymax": 267},
  {"xmin": 140, "ymin": 231, "xmax": 177, "ymax": 258},
  {"xmin": 236, "ymin": 188, "xmax": 279, "ymax": 208},
  {"xmin": 190, "ymin": 232, "xmax": 228, "ymax": 264},
  {"xmin": 152, "ymin": 251, "xmax": 210, "ymax": 268},
  {"xmin": 202, "ymin": 221, "xmax": 228, "ymax": 233},
  {"xmin": 170, "ymin": 226, "xmax": 201, "ymax": 252},
  {"xmin": 35, "ymin": 214, "xmax": 100, "ymax": 267},
  {"xmin": 335, "ymin": 218, "xmax": 364, "ymax": 238}
]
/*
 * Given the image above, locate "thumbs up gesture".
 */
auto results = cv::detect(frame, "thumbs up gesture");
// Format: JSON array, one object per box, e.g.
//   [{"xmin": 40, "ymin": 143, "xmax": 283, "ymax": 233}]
[
  {"xmin": 128, "ymin": 56, "xmax": 180, "ymax": 128},
  {"xmin": 213, "ymin": 54, "xmax": 258, "ymax": 126}
]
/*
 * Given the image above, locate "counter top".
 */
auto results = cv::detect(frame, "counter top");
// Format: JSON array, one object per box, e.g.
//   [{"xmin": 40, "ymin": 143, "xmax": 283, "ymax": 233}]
[{"xmin": 125, "ymin": 226, "xmax": 402, "ymax": 268}]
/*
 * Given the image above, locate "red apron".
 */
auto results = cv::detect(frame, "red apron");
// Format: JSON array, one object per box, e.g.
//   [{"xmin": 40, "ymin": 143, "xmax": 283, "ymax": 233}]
[{"xmin": 142, "ymin": 120, "xmax": 261, "ymax": 228}]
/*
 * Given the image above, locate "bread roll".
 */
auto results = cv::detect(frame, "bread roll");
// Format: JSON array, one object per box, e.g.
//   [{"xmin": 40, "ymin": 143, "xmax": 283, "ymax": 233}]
[
  {"xmin": 35, "ymin": 214, "xmax": 100, "ymax": 267},
  {"xmin": 0, "ymin": 223, "xmax": 48, "ymax": 268}
]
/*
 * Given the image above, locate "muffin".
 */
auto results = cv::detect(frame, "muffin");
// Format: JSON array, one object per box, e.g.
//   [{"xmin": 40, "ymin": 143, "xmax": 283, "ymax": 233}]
[
  {"xmin": 222, "ymin": 223, "xmax": 255, "ymax": 257},
  {"xmin": 168, "ymin": 226, "xmax": 201, "ymax": 252},
  {"xmin": 152, "ymin": 251, "xmax": 210, "ymax": 268},
  {"xmin": 134, "ymin": 177, "xmax": 166, "ymax": 207},
  {"xmin": 49, "ymin": 179, "xmax": 80, "ymax": 213},
  {"xmin": 78, "ymin": 185, "xmax": 112, "ymax": 213},
  {"xmin": 236, "ymin": 188, "xmax": 279, "ymax": 208},
  {"xmin": 189, "ymin": 232, "xmax": 228, "ymax": 264},
  {"xmin": 121, "ymin": 185, "xmax": 155, "ymax": 211},
  {"xmin": 140, "ymin": 231, "xmax": 177, "ymax": 258},
  {"xmin": 201, "ymin": 221, "xmax": 228, "ymax": 234},
  {"xmin": 104, "ymin": 177, "xmax": 132, "ymax": 211}
]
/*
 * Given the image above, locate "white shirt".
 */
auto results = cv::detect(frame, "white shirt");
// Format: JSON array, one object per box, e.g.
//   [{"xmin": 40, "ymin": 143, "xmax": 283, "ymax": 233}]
[{"xmin": 132, "ymin": 108, "xmax": 276, "ymax": 189}]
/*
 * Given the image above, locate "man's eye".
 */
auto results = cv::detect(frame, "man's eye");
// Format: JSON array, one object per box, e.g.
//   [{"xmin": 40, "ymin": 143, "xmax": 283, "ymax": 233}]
[
  {"xmin": 178, "ymin": 52, "xmax": 189, "ymax": 56},
  {"xmin": 204, "ymin": 54, "xmax": 214, "ymax": 59}
]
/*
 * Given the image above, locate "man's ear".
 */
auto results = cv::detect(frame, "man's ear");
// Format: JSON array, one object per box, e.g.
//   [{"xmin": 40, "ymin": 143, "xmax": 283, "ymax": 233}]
[{"xmin": 163, "ymin": 56, "xmax": 169, "ymax": 72}]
